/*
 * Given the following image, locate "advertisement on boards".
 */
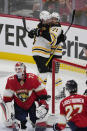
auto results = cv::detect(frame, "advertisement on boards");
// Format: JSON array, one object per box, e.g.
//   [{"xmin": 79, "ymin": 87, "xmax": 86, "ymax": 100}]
[{"xmin": 0, "ymin": 15, "xmax": 87, "ymax": 63}]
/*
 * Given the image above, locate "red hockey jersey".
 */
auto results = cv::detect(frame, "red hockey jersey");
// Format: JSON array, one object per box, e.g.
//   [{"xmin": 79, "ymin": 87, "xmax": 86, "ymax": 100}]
[
  {"xmin": 60, "ymin": 94, "xmax": 87, "ymax": 128},
  {"xmin": 3, "ymin": 73, "xmax": 48, "ymax": 110}
]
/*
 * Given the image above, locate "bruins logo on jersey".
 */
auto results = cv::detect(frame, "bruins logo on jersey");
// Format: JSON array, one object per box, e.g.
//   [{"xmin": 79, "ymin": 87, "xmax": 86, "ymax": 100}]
[{"xmin": 16, "ymin": 90, "xmax": 29, "ymax": 102}]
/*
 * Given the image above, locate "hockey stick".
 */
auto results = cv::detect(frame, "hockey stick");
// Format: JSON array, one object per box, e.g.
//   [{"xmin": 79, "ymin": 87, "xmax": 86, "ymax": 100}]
[
  {"xmin": 45, "ymin": 10, "xmax": 75, "ymax": 67},
  {"xmin": 64, "ymin": 9, "xmax": 75, "ymax": 35},
  {"xmin": 36, "ymin": 121, "xmax": 70, "ymax": 129},
  {"xmin": 22, "ymin": 17, "xmax": 30, "ymax": 33}
]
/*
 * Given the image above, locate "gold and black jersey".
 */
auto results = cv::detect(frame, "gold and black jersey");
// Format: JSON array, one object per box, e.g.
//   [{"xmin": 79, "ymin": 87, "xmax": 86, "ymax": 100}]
[{"xmin": 32, "ymin": 22, "xmax": 63, "ymax": 58}]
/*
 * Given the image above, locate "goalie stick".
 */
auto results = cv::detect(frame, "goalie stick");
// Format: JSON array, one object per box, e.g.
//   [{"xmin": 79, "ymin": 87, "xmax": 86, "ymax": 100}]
[
  {"xmin": 36, "ymin": 122, "xmax": 70, "ymax": 129},
  {"xmin": 45, "ymin": 10, "xmax": 75, "ymax": 67}
]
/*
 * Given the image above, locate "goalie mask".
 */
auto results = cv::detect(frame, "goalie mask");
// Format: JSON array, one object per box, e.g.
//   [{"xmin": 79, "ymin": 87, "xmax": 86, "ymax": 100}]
[
  {"xmin": 15, "ymin": 62, "xmax": 26, "ymax": 79},
  {"xmin": 65, "ymin": 80, "xmax": 77, "ymax": 94}
]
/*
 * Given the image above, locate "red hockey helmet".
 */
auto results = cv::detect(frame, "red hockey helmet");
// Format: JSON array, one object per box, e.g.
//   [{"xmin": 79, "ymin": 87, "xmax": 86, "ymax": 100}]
[{"xmin": 15, "ymin": 62, "xmax": 26, "ymax": 79}]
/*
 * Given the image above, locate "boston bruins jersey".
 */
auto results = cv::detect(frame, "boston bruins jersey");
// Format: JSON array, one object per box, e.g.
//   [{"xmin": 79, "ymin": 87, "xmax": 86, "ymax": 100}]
[{"xmin": 32, "ymin": 23, "xmax": 62, "ymax": 58}]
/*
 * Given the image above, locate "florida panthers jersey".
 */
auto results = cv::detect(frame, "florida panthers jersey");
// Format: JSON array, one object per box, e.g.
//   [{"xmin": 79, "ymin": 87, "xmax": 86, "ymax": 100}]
[
  {"xmin": 60, "ymin": 94, "xmax": 87, "ymax": 127},
  {"xmin": 3, "ymin": 73, "xmax": 48, "ymax": 110}
]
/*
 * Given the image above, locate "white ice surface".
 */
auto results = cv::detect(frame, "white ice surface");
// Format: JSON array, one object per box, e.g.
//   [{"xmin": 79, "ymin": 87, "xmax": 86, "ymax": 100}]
[{"xmin": 0, "ymin": 59, "xmax": 87, "ymax": 131}]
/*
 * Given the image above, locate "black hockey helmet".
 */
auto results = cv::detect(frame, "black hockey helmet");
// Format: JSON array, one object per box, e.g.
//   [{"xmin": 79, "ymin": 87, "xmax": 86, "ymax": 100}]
[{"xmin": 65, "ymin": 80, "xmax": 77, "ymax": 94}]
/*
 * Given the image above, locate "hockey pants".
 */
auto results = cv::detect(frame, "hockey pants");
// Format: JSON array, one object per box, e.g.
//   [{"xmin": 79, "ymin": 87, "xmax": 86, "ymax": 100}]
[{"xmin": 14, "ymin": 102, "xmax": 37, "ymax": 128}]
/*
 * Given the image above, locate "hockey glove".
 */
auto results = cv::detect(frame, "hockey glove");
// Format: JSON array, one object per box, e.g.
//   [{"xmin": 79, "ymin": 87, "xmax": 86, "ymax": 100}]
[
  {"xmin": 56, "ymin": 31, "xmax": 66, "ymax": 45},
  {"xmin": 28, "ymin": 28, "xmax": 41, "ymax": 38},
  {"xmin": 36, "ymin": 105, "xmax": 48, "ymax": 119}
]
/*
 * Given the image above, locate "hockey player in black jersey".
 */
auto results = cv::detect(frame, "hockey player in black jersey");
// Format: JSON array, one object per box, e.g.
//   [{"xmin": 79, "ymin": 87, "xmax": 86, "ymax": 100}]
[
  {"xmin": 28, "ymin": 11, "xmax": 66, "ymax": 100},
  {"xmin": 48, "ymin": 12, "xmax": 66, "ymax": 99}
]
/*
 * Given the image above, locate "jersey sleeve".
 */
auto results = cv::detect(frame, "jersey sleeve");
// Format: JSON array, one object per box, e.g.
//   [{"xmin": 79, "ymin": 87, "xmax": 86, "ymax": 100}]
[
  {"xmin": 3, "ymin": 77, "xmax": 14, "ymax": 103},
  {"xmin": 32, "ymin": 75, "xmax": 48, "ymax": 107}
]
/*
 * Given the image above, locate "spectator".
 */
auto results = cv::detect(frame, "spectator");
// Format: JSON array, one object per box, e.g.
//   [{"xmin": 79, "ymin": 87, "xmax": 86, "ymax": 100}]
[
  {"xmin": 0, "ymin": 0, "xmax": 4, "ymax": 13},
  {"xmin": 43, "ymin": 0, "xmax": 59, "ymax": 13},
  {"xmin": 58, "ymin": 0, "xmax": 72, "ymax": 22},
  {"xmin": 32, "ymin": 0, "xmax": 40, "ymax": 18},
  {"xmin": 72, "ymin": 0, "xmax": 87, "ymax": 26}
]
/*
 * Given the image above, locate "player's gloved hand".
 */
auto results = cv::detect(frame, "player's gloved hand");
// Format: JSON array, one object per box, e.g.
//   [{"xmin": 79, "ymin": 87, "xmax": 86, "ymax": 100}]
[
  {"xmin": 36, "ymin": 104, "xmax": 48, "ymax": 119},
  {"xmin": 28, "ymin": 28, "xmax": 41, "ymax": 38},
  {"xmin": 56, "ymin": 30, "xmax": 66, "ymax": 45},
  {"xmin": 28, "ymin": 29, "xmax": 36, "ymax": 38},
  {"xmin": 34, "ymin": 28, "xmax": 41, "ymax": 37},
  {"xmin": 60, "ymin": 33, "xmax": 66, "ymax": 42}
]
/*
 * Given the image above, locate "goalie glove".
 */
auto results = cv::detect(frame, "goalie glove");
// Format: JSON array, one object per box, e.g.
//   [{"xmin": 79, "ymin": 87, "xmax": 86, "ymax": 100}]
[{"xmin": 36, "ymin": 105, "xmax": 48, "ymax": 119}]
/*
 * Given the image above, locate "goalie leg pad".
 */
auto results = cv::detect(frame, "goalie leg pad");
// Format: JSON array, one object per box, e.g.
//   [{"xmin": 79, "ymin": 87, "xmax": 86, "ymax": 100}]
[
  {"xmin": 0, "ymin": 101, "xmax": 15, "ymax": 128},
  {"xmin": 0, "ymin": 102, "xmax": 7, "ymax": 122}
]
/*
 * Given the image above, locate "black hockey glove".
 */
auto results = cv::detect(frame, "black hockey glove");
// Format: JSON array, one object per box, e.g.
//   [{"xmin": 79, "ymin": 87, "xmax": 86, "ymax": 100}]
[
  {"xmin": 28, "ymin": 28, "xmax": 41, "ymax": 38},
  {"xmin": 28, "ymin": 29, "xmax": 35, "ymax": 38},
  {"xmin": 56, "ymin": 31, "xmax": 66, "ymax": 45}
]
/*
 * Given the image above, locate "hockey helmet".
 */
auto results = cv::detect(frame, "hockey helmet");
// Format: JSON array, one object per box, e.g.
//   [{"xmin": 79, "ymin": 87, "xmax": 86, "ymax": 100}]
[
  {"xmin": 39, "ymin": 10, "xmax": 51, "ymax": 21},
  {"xmin": 51, "ymin": 12, "xmax": 60, "ymax": 22},
  {"xmin": 15, "ymin": 62, "xmax": 26, "ymax": 79},
  {"xmin": 65, "ymin": 80, "xmax": 77, "ymax": 94}
]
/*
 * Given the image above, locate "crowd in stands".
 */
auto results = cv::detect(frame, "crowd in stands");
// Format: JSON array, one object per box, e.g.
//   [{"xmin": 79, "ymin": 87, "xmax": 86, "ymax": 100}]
[
  {"xmin": 32, "ymin": 0, "xmax": 87, "ymax": 26},
  {"xmin": 0, "ymin": 0, "xmax": 87, "ymax": 27}
]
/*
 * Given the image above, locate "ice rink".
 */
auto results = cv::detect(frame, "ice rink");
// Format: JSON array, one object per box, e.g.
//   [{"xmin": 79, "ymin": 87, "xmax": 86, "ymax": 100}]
[{"xmin": 0, "ymin": 59, "xmax": 87, "ymax": 131}]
